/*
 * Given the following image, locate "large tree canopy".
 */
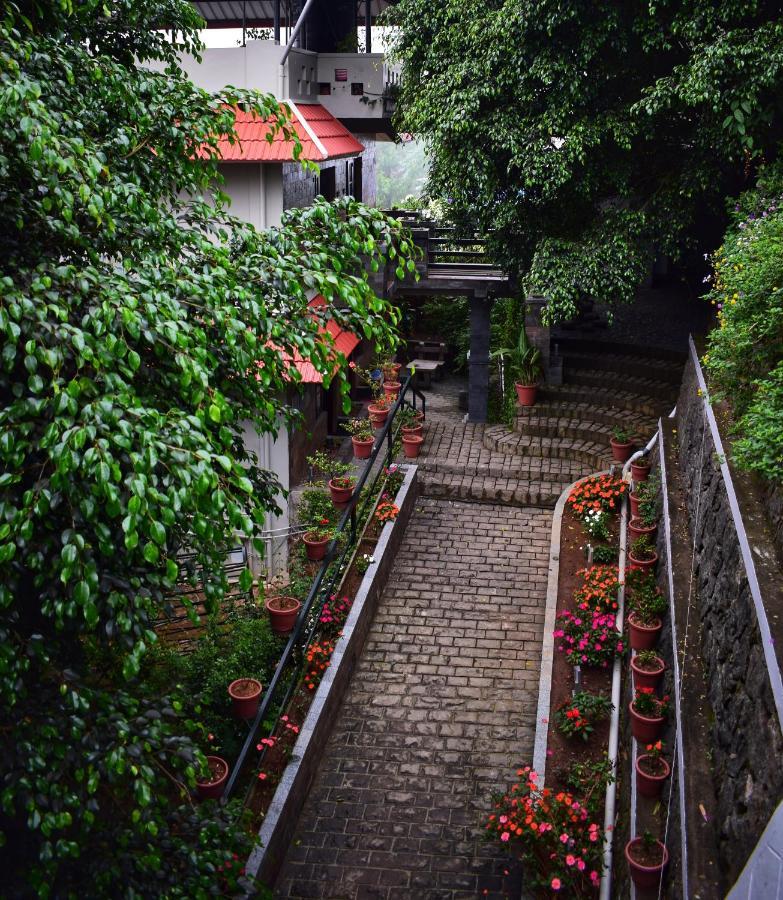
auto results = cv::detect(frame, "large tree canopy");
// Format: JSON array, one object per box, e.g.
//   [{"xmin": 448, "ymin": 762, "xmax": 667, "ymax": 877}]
[
  {"xmin": 0, "ymin": 0, "xmax": 414, "ymax": 893},
  {"xmin": 386, "ymin": 0, "xmax": 783, "ymax": 322}
]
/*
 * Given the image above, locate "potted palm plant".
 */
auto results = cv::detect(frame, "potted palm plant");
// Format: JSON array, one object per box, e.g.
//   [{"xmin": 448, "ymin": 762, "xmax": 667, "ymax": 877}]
[{"xmin": 492, "ymin": 323, "xmax": 543, "ymax": 407}]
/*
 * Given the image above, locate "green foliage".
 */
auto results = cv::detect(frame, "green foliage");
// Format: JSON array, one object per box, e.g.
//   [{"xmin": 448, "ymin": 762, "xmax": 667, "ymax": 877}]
[
  {"xmin": 591, "ymin": 544, "xmax": 618, "ymax": 565},
  {"xmin": 387, "ymin": 0, "xmax": 783, "ymax": 322},
  {"xmin": 704, "ymin": 164, "xmax": 783, "ymax": 480},
  {"xmin": 0, "ymin": 1, "xmax": 415, "ymax": 893},
  {"xmin": 555, "ymin": 690, "xmax": 613, "ymax": 742},
  {"xmin": 298, "ymin": 488, "xmax": 338, "ymax": 530}
]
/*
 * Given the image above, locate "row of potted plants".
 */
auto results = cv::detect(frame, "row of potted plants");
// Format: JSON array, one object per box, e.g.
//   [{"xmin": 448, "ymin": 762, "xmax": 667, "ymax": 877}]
[{"xmin": 624, "ymin": 465, "xmax": 671, "ymax": 890}]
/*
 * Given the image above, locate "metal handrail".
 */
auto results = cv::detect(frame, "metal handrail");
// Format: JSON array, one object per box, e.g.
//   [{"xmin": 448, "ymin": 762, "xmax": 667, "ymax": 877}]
[{"xmin": 222, "ymin": 375, "xmax": 424, "ymax": 802}]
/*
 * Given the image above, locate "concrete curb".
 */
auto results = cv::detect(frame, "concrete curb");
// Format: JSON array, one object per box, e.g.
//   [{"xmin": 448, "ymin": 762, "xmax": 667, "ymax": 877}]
[
  {"xmin": 531, "ymin": 471, "xmax": 609, "ymax": 785},
  {"xmin": 244, "ymin": 464, "xmax": 418, "ymax": 889}
]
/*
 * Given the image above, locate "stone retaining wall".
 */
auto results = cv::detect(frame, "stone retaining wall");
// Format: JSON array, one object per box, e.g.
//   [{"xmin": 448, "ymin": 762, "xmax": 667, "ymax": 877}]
[{"xmin": 676, "ymin": 356, "xmax": 783, "ymax": 882}]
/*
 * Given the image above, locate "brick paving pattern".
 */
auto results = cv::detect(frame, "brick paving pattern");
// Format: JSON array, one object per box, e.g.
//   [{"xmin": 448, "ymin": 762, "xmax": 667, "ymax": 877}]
[{"xmin": 275, "ymin": 499, "xmax": 552, "ymax": 899}]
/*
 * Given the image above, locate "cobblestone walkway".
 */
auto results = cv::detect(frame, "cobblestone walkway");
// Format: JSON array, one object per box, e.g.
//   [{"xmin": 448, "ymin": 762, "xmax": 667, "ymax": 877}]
[{"xmin": 275, "ymin": 498, "xmax": 552, "ymax": 899}]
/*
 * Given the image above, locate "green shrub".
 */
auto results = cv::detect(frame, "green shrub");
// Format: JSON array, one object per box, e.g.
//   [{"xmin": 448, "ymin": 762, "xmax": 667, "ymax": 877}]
[{"xmin": 705, "ymin": 164, "xmax": 783, "ymax": 480}]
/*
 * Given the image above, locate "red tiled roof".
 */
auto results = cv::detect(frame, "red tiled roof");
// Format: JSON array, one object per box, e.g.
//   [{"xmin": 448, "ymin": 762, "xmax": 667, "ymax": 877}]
[
  {"xmin": 215, "ymin": 102, "xmax": 364, "ymax": 163},
  {"xmin": 269, "ymin": 296, "xmax": 361, "ymax": 384}
]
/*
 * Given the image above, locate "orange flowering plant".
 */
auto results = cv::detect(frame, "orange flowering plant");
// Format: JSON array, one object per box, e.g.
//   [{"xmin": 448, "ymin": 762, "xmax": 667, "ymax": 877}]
[
  {"xmin": 574, "ymin": 565, "xmax": 621, "ymax": 613},
  {"xmin": 487, "ymin": 767, "xmax": 604, "ymax": 895},
  {"xmin": 374, "ymin": 496, "xmax": 399, "ymax": 523},
  {"xmin": 304, "ymin": 639, "xmax": 335, "ymax": 691},
  {"xmin": 555, "ymin": 691, "xmax": 612, "ymax": 742},
  {"xmin": 567, "ymin": 475, "xmax": 627, "ymax": 517}
]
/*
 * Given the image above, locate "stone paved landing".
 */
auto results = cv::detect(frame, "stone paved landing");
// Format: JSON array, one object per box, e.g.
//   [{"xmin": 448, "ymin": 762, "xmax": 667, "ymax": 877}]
[{"xmin": 274, "ymin": 498, "xmax": 552, "ymax": 899}]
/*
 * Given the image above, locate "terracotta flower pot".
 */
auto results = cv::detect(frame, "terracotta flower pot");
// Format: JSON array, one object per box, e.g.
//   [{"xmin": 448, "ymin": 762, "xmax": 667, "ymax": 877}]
[
  {"xmin": 628, "ymin": 517, "xmax": 657, "ymax": 542},
  {"xmin": 610, "ymin": 437, "xmax": 635, "ymax": 462},
  {"xmin": 265, "ymin": 595, "xmax": 302, "ymax": 634},
  {"xmin": 303, "ymin": 533, "xmax": 329, "ymax": 562},
  {"xmin": 402, "ymin": 423, "xmax": 423, "ymax": 438},
  {"xmin": 351, "ymin": 436, "xmax": 374, "ymax": 459},
  {"xmin": 628, "ymin": 613, "xmax": 663, "ymax": 651},
  {"xmin": 635, "ymin": 755, "xmax": 671, "ymax": 799},
  {"xmin": 631, "ymin": 460, "xmax": 650, "ymax": 482},
  {"xmin": 631, "ymin": 653, "xmax": 665, "ymax": 689},
  {"xmin": 388, "ymin": 363, "xmax": 401, "ymax": 379},
  {"xmin": 402, "ymin": 434, "xmax": 424, "ymax": 458},
  {"xmin": 228, "ymin": 677, "xmax": 262, "ymax": 719},
  {"xmin": 412, "ymin": 409, "xmax": 425, "ymax": 424},
  {"xmin": 368, "ymin": 404, "xmax": 389, "ymax": 427},
  {"xmin": 383, "ymin": 381, "xmax": 401, "ymax": 399},
  {"xmin": 515, "ymin": 382, "xmax": 538, "ymax": 407},
  {"xmin": 629, "ymin": 701, "xmax": 665, "ymax": 743},
  {"xmin": 625, "ymin": 838, "xmax": 669, "ymax": 890},
  {"xmin": 196, "ymin": 755, "xmax": 229, "ymax": 801},
  {"xmin": 630, "ymin": 491, "xmax": 641, "ymax": 518},
  {"xmin": 628, "ymin": 550, "xmax": 658, "ymax": 574},
  {"xmin": 328, "ymin": 478, "xmax": 354, "ymax": 509}
]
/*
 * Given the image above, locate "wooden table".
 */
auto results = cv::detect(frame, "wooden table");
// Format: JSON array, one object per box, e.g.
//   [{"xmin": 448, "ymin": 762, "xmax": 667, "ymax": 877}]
[{"xmin": 407, "ymin": 358, "xmax": 441, "ymax": 389}]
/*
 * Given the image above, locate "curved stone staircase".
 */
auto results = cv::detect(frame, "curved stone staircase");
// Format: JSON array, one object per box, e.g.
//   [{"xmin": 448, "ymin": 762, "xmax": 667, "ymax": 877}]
[{"xmin": 417, "ymin": 340, "xmax": 684, "ymax": 507}]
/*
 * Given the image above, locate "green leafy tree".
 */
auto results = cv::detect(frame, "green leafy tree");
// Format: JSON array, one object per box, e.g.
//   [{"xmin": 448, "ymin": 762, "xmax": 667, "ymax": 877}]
[
  {"xmin": 386, "ymin": 0, "xmax": 783, "ymax": 322},
  {"xmin": 0, "ymin": 0, "xmax": 414, "ymax": 893}
]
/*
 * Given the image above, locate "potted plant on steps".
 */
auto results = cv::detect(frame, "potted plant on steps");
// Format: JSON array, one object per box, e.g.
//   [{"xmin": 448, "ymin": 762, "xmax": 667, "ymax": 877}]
[
  {"xmin": 307, "ymin": 452, "xmax": 356, "ymax": 510},
  {"xmin": 265, "ymin": 595, "xmax": 302, "ymax": 634},
  {"xmin": 228, "ymin": 678, "xmax": 262, "ymax": 719},
  {"xmin": 195, "ymin": 755, "xmax": 230, "ymax": 801},
  {"xmin": 628, "ymin": 534, "xmax": 658, "ymax": 573},
  {"xmin": 491, "ymin": 321, "xmax": 543, "ymax": 407},
  {"xmin": 631, "ymin": 649, "xmax": 666, "ymax": 689},
  {"xmin": 630, "ymin": 472, "xmax": 659, "ymax": 519},
  {"xmin": 635, "ymin": 740, "xmax": 671, "ymax": 799},
  {"xmin": 345, "ymin": 417, "xmax": 374, "ymax": 459},
  {"xmin": 402, "ymin": 433, "xmax": 424, "ymax": 458},
  {"xmin": 368, "ymin": 393, "xmax": 392, "ymax": 427},
  {"xmin": 625, "ymin": 831, "xmax": 669, "ymax": 890},
  {"xmin": 610, "ymin": 426, "xmax": 635, "ymax": 462},
  {"xmin": 302, "ymin": 520, "xmax": 333, "ymax": 562},
  {"xmin": 399, "ymin": 405, "xmax": 424, "ymax": 438},
  {"xmin": 629, "ymin": 687, "xmax": 669, "ymax": 742}
]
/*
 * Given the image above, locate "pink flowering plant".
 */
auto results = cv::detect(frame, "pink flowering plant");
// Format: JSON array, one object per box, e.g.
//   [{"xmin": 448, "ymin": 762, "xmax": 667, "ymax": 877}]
[
  {"xmin": 554, "ymin": 609, "xmax": 624, "ymax": 667},
  {"xmin": 319, "ymin": 594, "xmax": 353, "ymax": 631},
  {"xmin": 487, "ymin": 766, "xmax": 605, "ymax": 895}
]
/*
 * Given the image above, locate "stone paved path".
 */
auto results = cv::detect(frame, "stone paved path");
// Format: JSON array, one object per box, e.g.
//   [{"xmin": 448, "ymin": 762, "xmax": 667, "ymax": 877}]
[{"xmin": 275, "ymin": 498, "xmax": 552, "ymax": 899}]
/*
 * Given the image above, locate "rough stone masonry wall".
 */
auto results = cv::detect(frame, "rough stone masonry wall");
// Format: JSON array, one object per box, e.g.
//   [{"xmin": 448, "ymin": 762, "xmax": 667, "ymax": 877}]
[{"xmin": 676, "ymin": 357, "xmax": 783, "ymax": 882}]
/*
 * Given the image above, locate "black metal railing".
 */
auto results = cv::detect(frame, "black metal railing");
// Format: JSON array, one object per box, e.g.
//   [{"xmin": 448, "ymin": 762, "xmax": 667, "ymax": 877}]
[{"xmin": 221, "ymin": 374, "xmax": 424, "ymax": 803}]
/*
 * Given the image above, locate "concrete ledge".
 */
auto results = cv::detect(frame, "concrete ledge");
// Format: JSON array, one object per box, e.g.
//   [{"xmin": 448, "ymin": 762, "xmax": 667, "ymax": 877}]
[{"xmin": 244, "ymin": 464, "xmax": 419, "ymax": 888}]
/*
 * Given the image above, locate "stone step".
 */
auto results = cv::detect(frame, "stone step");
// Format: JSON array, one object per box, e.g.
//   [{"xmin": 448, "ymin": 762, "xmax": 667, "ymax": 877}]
[
  {"xmin": 418, "ymin": 472, "xmax": 572, "ymax": 508},
  {"xmin": 416, "ymin": 453, "xmax": 589, "ymax": 484},
  {"xmin": 558, "ymin": 350, "xmax": 683, "ymax": 385},
  {"xmin": 512, "ymin": 414, "xmax": 657, "ymax": 444},
  {"xmin": 515, "ymin": 402, "xmax": 655, "ymax": 433},
  {"xmin": 483, "ymin": 427, "xmax": 613, "ymax": 470},
  {"xmin": 552, "ymin": 336, "xmax": 687, "ymax": 364},
  {"xmin": 538, "ymin": 383, "xmax": 672, "ymax": 418},
  {"xmin": 564, "ymin": 367, "xmax": 678, "ymax": 402}
]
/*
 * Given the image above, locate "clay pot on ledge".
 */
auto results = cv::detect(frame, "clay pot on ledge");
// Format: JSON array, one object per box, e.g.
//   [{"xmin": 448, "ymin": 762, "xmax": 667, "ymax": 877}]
[
  {"xmin": 629, "ymin": 701, "xmax": 665, "ymax": 743},
  {"xmin": 402, "ymin": 423, "xmax": 423, "ymax": 439},
  {"xmin": 515, "ymin": 382, "xmax": 538, "ymax": 407},
  {"xmin": 402, "ymin": 434, "xmax": 424, "ymax": 458},
  {"xmin": 610, "ymin": 437, "xmax": 635, "ymax": 463},
  {"xmin": 628, "ymin": 613, "xmax": 663, "ymax": 651},
  {"xmin": 628, "ymin": 517, "xmax": 657, "ymax": 542},
  {"xmin": 328, "ymin": 477, "xmax": 355, "ymax": 509},
  {"xmin": 196, "ymin": 755, "xmax": 229, "ymax": 801},
  {"xmin": 368, "ymin": 404, "xmax": 389, "ymax": 427},
  {"xmin": 628, "ymin": 549, "xmax": 658, "ymax": 574},
  {"xmin": 351, "ymin": 436, "xmax": 374, "ymax": 459},
  {"xmin": 228, "ymin": 678, "xmax": 262, "ymax": 719},
  {"xmin": 265, "ymin": 595, "xmax": 302, "ymax": 634},
  {"xmin": 635, "ymin": 754, "xmax": 671, "ymax": 799},
  {"xmin": 625, "ymin": 837, "xmax": 669, "ymax": 890},
  {"xmin": 303, "ymin": 533, "xmax": 330, "ymax": 562},
  {"xmin": 383, "ymin": 381, "xmax": 401, "ymax": 399},
  {"xmin": 631, "ymin": 459, "xmax": 651, "ymax": 482},
  {"xmin": 630, "ymin": 491, "xmax": 642, "ymax": 519},
  {"xmin": 631, "ymin": 652, "xmax": 665, "ymax": 689}
]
